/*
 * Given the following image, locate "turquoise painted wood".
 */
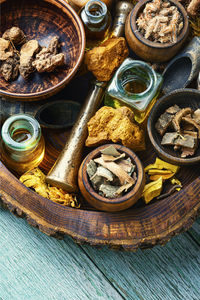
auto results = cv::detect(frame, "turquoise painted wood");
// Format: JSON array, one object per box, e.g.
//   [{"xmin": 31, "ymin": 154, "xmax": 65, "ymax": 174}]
[
  {"xmin": 81, "ymin": 229, "xmax": 200, "ymax": 300},
  {"xmin": 0, "ymin": 209, "xmax": 123, "ymax": 300},
  {"xmin": 188, "ymin": 217, "xmax": 200, "ymax": 245},
  {"xmin": 0, "ymin": 204, "xmax": 200, "ymax": 300}
]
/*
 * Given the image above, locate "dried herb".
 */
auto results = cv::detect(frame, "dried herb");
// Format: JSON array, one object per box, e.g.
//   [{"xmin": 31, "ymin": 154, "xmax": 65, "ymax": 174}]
[
  {"xmin": 86, "ymin": 145, "xmax": 137, "ymax": 198},
  {"xmin": 156, "ymin": 106, "xmax": 200, "ymax": 158},
  {"xmin": 20, "ymin": 168, "xmax": 80, "ymax": 208}
]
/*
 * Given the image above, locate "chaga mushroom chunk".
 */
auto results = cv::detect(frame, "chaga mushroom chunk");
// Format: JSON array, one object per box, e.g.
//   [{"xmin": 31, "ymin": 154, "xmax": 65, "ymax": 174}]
[
  {"xmin": 32, "ymin": 37, "xmax": 64, "ymax": 73},
  {"xmin": 19, "ymin": 40, "xmax": 40, "ymax": 79},
  {"xmin": 0, "ymin": 38, "xmax": 14, "ymax": 61},
  {"xmin": 0, "ymin": 52, "xmax": 20, "ymax": 81},
  {"xmin": 2, "ymin": 27, "xmax": 26, "ymax": 46}
]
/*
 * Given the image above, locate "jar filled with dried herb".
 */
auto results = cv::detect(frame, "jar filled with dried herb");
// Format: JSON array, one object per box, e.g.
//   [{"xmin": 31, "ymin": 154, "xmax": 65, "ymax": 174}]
[
  {"xmin": 104, "ymin": 58, "xmax": 163, "ymax": 123},
  {"xmin": 79, "ymin": 0, "xmax": 111, "ymax": 49},
  {"xmin": 0, "ymin": 114, "xmax": 45, "ymax": 174}
]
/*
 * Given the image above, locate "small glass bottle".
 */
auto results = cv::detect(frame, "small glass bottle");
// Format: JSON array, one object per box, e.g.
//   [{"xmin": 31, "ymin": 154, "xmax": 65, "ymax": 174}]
[
  {"xmin": 104, "ymin": 58, "xmax": 163, "ymax": 124},
  {"xmin": 79, "ymin": 0, "xmax": 111, "ymax": 49},
  {"xmin": 0, "ymin": 114, "xmax": 45, "ymax": 175}
]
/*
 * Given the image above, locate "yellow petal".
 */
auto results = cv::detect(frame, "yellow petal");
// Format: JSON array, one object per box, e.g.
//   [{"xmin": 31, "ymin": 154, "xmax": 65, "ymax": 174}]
[{"xmin": 142, "ymin": 177, "xmax": 163, "ymax": 204}]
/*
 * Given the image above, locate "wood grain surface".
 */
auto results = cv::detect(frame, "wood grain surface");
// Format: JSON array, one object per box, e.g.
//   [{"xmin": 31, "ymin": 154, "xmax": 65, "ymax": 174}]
[
  {"xmin": 0, "ymin": 70, "xmax": 200, "ymax": 250},
  {"xmin": 0, "ymin": 205, "xmax": 199, "ymax": 300}
]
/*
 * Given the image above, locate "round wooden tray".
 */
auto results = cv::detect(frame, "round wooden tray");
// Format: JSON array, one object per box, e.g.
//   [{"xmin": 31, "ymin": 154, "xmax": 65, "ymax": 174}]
[{"xmin": 0, "ymin": 74, "xmax": 200, "ymax": 251}]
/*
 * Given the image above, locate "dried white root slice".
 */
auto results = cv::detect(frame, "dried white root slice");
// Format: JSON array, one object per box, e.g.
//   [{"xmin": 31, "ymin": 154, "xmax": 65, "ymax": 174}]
[
  {"xmin": 101, "ymin": 153, "xmax": 125, "ymax": 162},
  {"xmin": 92, "ymin": 166, "xmax": 114, "ymax": 182},
  {"xmin": 94, "ymin": 157, "xmax": 135, "ymax": 185}
]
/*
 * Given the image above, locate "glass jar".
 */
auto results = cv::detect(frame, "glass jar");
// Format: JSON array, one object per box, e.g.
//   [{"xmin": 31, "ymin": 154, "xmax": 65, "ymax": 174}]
[
  {"xmin": 104, "ymin": 58, "xmax": 163, "ymax": 123},
  {"xmin": 0, "ymin": 114, "xmax": 45, "ymax": 175},
  {"xmin": 79, "ymin": 0, "xmax": 111, "ymax": 49}
]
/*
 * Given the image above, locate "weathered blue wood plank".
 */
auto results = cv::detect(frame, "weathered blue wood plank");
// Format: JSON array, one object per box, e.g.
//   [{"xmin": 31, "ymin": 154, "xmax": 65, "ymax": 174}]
[
  {"xmin": 0, "ymin": 209, "xmax": 124, "ymax": 300},
  {"xmin": 80, "ymin": 232, "xmax": 200, "ymax": 300},
  {"xmin": 188, "ymin": 217, "xmax": 200, "ymax": 245}
]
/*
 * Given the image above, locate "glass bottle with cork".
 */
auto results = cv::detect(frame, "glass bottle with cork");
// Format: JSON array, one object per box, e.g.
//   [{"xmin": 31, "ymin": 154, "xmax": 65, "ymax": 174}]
[
  {"xmin": 0, "ymin": 114, "xmax": 45, "ymax": 175},
  {"xmin": 104, "ymin": 58, "xmax": 163, "ymax": 124},
  {"xmin": 79, "ymin": 0, "xmax": 111, "ymax": 49}
]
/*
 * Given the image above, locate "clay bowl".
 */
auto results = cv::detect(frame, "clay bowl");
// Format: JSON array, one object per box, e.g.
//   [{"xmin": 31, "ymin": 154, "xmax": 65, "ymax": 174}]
[
  {"xmin": 125, "ymin": 0, "xmax": 189, "ymax": 63},
  {"xmin": 147, "ymin": 89, "xmax": 200, "ymax": 165},
  {"xmin": 78, "ymin": 144, "xmax": 145, "ymax": 212},
  {"xmin": 35, "ymin": 100, "xmax": 81, "ymax": 130},
  {"xmin": 0, "ymin": 0, "xmax": 85, "ymax": 101}
]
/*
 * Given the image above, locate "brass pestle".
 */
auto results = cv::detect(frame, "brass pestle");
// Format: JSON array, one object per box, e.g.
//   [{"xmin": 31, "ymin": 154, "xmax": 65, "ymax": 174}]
[{"xmin": 46, "ymin": 1, "xmax": 134, "ymax": 192}]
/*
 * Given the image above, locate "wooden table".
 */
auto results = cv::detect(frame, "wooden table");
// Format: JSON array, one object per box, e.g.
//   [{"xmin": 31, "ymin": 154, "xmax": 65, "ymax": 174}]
[{"xmin": 0, "ymin": 203, "xmax": 199, "ymax": 299}]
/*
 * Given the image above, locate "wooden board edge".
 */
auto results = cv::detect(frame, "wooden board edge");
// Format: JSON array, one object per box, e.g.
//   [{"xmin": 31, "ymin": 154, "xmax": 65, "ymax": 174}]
[{"xmin": 1, "ymin": 188, "xmax": 200, "ymax": 251}]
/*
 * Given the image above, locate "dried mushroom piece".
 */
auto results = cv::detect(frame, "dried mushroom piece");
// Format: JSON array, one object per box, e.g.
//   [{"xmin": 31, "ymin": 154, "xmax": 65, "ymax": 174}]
[
  {"xmin": 0, "ymin": 52, "xmax": 19, "ymax": 81},
  {"xmin": 32, "ymin": 36, "xmax": 64, "ymax": 73},
  {"xmin": 2, "ymin": 27, "xmax": 26, "ymax": 46},
  {"xmin": 20, "ymin": 40, "xmax": 40, "ymax": 57},
  {"xmin": 0, "ymin": 38, "xmax": 14, "ymax": 61},
  {"xmin": 19, "ymin": 40, "xmax": 40, "ymax": 79},
  {"xmin": 86, "ymin": 106, "xmax": 145, "ymax": 151},
  {"xmin": 86, "ymin": 146, "xmax": 137, "ymax": 199}
]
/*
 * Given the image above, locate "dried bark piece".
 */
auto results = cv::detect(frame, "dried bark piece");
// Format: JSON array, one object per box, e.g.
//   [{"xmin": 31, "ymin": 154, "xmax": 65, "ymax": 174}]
[
  {"xmin": 92, "ymin": 166, "xmax": 114, "ymax": 182},
  {"xmin": 0, "ymin": 38, "xmax": 14, "ymax": 61},
  {"xmin": 155, "ymin": 105, "xmax": 181, "ymax": 136},
  {"xmin": 94, "ymin": 157, "xmax": 135, "ymax": 185},
  {"xmin": 2, "ymin": 27, "xmax": 26, "ymax": 45},
  {"xmin": 85, "ymin": 37, "xmax": 129, "ymax": 81},
  {"xmin": 117, "ymin": 158, "xmax": 135, "ymax": 174},
  {"xmin": 101, "ymin": 153, "xmax": 126, "ymax": 162},
  {"xmin": 172, "ymin": 107, "xmax": 192, "ymax": 133},
  {"xmin": 0, "ymin": 52, "xmax": 19, "ymax": 81},
  {"xmin": 161, "ymin": 132, "xmax": 196, "ymax": 149},
  {"xmin": 86, "ymin": 106, "xmax": 145, "ymax": 151},
  {"xmin": 182, "ymin": 117, "xmax": 200, "ymax": 138}
]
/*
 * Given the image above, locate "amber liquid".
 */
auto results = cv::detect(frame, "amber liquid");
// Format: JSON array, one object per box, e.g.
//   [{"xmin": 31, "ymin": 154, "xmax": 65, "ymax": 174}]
[
  {"xmin": 12, "ymin": 129, "xmax": 32, "ymax": 143},
  {"xmin": 0, "ymin": 133, "xmax": 45, "ymax": 175},
  {"xmin": 124, "ymin": 80, "xmax": 147, "ymax": 94},
  {"xmin": 80, "ymin": 6, "xmax": 111, "ymax": 50}
]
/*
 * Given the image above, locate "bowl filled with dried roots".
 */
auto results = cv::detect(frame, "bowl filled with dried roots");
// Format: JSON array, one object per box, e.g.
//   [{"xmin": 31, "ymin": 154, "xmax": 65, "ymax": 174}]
[
  {"xmin": 147, "ymin": 89, "xmax": 200, "ymax": 165},
  {"xmin": 125, "ymin": 0, "xmax": 189, "ymax": 63},
  {"xmin": 78, "ymin": 144, "xmax": 145, "ymax": 212}
]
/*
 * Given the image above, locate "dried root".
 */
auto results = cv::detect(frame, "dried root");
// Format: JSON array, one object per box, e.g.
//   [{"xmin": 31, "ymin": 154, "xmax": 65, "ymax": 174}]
[{"xmin": 136, "ymin": 0, "xmax": 183, "ymax": 43}]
